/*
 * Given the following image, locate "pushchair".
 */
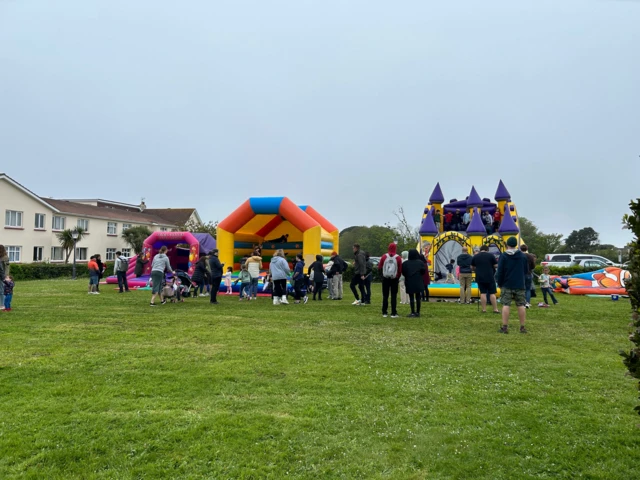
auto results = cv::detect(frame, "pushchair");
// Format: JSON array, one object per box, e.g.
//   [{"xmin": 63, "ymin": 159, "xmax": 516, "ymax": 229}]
[{"xmin": 170, "ymin": 271, "xmax": 197, "ymax": 299}]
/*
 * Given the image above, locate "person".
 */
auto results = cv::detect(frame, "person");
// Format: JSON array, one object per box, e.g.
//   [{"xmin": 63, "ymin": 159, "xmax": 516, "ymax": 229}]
[
  {"xmin": 269, "ymin": 249, "xmax": 291, "ymax": 305},
  {"xmin": 496, "ymin": 236, "xmax": 529, "ymax": 334},
  {"xmin": 350, "ymin": 244, "xmax": 366, "ymax": 305},
  {"xmin": 420, "ymin": 245, "xmax": 431, "ymax": 302},
  {"xmin": 434, "ymin": 210, "xmax": 441, "ymax": 231},
  {"xmin": 379, "ymin": 243, "xmax": 402, "ymax": 318},
  {"xmin": 191, "ymin": 256, "xmax": 209, "ymax": 297},
  {"xmin": 208, "ymin": 249, "xmax": 224, "ymax": 304},
  {"xmin": 472, "ymin": 245, "xmax": 499, "ymax": 313},
  {"xmin": 452, "ymin": 209, "xmax": 463, "ymax": 231},
  {"xmin": 482, "ymin": 211, "xmax": 493, "ymax": 234},
  {"xmin": 88, "ymin": 255, "xmax": 100, "ymax": 295},
  {"xmin": 402, "ymin": 249, "xmax": 426, "ymax": 318},
  {"xmin": 265, "ymin": 234, "xmax": 289, "ymax": 244},
  {"xmin": 165, "ymin": 275, "xmax": 185, "ymax": 303},
  {"xmin": 457, "ymin": 247, "xmax": 474, "ymax": 304},
  {"xmin": 223, "ymin": 266, "xmax": 233, "ymax": 295},
  {"xmin": 151, "ymin": 246, "xmax": 175, "ymax": 306},
  {"xmin": 539, "ymin": 266, "xmax": 559, "ymax": 307},
  {"xmin": 329, "ymin": 251, "xmax": 346, "ymax": 300},
  {"xmin": 399, "ymin": 250, "xmax": 410, "ymax": 304},
  {"xmin": 462, "ymin": 210, "xmax": 471, "ymax": 229},
  {"xmin": 245, "ymin": 253, "xmax": 262, "ymax": 300},
  {"xmin": 445, "ymin": 259, "xmax": 455, "ymax": 283},
  {"xmin": 0, "ymin": 245, "xmax": 9, "ymax": 310},
  {"xmin": 235, "ymin": 264, "xmax": 252, "ymax": 300},
  {"xmin": 3, "ymin": 275, "xmax": 15, "ymax": 312},
  {"xmin": 325, "ymin": 259, "xmax": 335, "ymax": 299},
  {"xmin": 253, "ymin": 244, "xmax": 262, "ymax": 256},
  {"xmin": 134, "ymin": 252, "xmax": 149, "ymax": 278},
  {"xmin": 308, "ymin": 254, "xmax": 325, "ymax": 301},
  {"xmin": 114, "ymin": 251, "xmax": 130, "ymax": 293},
  {"xmin": 95, "ymin": 254, "xmax": 104, "ymax": 292},
  {"xmin": 240, "ymin": 255, "xmax": 249, "ymax": 268},
  {"xmin": 363, "ymin": 252, "xmax": 373, "ymax": 305},
  {"xmin": 444, "ymin": 211, "xmax": 453, "ymax": 231},
  {"xmin": 520, "ymin": 244, "xmax": 537, "ymax": 308},
  {"xmin": 292, "ymin": 254, "xmax": 308, "ymax": 304},
  {"xmin": 493, "ymin": 209, "xmax": 502, "ymax": 233}
]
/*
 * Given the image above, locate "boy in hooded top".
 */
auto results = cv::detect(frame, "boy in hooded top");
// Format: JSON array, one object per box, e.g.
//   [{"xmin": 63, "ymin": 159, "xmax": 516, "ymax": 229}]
[
  {"xmin": 496, "ymin": 236, "xmax": 529, "ymax": 334},
  {"xmin": 378, "ymin": 243, "xmax": 403, "ymax": 318}
]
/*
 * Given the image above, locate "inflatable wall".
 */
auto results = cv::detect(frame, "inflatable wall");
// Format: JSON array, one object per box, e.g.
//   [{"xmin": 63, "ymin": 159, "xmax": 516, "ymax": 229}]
[{"xmin": 550, "ymin": 267, "xmax": 630, "ymax": 296}]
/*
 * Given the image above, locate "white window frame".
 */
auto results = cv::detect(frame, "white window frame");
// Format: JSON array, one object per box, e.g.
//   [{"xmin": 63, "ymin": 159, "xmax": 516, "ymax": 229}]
[
  {"xmin": 122, "ymin": 223, "xmax": 132, "ymax": 231},
  {"xmin": 35, "ymin": 213, "xmax": 46, "ymax": 230},
  {"xmin": 75, "ymin": 247, "xmax": 88, "ymax": 261},
  {"xmin": 5, "ymin": 210, "xmax": 23, "ymax": 228},
  {"xmin": 77, "ymin": 218, "xmax": 90, "ymax": 232},
  {"xmin": 51, "ymin": 247, "xmax": 64, "ymax": 262},
  {"xmin": 107, "ymin": 222, "xmax": 117, "ymax": 235},
  {"xmin": 52, "ymin": 216, "xmax": 66, "ymax": 231},
  {"xmin": 121, "ymin": 248, "xmax": 132, "ymax": 257},
  {"xmin": 106, "ymin": 248, "xmax": 117, "ymax": 261},
  {"xmin": 160, "ymin": 227, "xmax": 168, "ymax": 232},
  {"xmin": 7, "ymin": 246, "xmax": 21, "ymax": 262},
  {"xmin": 33, "ymin": 246, "xmax": 44, "ymax": 262}
]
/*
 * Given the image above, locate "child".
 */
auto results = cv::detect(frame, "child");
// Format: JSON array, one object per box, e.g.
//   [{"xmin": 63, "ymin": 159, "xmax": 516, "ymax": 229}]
[
  {"xmin": 235, "ymin": 265, "xmax": 252, "ymax": 300},
  {"xmin": 539, "ymin": 267, "xmax": 558, "ymax": 307},
  {"xmin": 3, "ymin": 275, "xmax": 14, "ymax": 311},
  {"xmin": 308, "ymin": 254, "xmax": 325, "ymax": 301},
  {"xmin": 166, "ymin": 276, "xmax": 184, "ymax": 303},
  {"xmin": 445, "ymin": 259, "xmax": 455, "ymax": 284},
  {"xmin": 224, "ymin": 267, "xmax": 233, "ymax": 294}
]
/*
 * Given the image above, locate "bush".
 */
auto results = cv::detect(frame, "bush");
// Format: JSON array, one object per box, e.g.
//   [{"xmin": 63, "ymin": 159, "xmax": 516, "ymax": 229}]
[
  {"xmin": 9, "ymin": 262, "xmax": 115, "ymax": 281},
  {"xmin": 532, "ymin": 265, "xmax": 601, "ymax": 276}
]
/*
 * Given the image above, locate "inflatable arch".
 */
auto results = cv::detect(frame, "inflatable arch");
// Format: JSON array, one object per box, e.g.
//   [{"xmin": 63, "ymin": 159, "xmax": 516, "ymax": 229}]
[
  {"xmin": 217, "ymin": 197, "xmax": 339, "ymax": 271},
  {"xmin": 141, "ymin": 231, "xmax": 200, "ymax": 277}
]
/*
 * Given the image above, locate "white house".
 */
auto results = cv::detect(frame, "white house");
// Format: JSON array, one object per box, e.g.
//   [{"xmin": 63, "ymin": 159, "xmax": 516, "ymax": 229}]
[{"xmin": 0, "ymin": 173, "xmax": 201, "ymax": 264}]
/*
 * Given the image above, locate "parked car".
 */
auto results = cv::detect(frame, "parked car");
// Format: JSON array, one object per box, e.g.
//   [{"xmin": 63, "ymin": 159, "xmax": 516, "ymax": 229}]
[
  {"xmin": 542, "ymin": 253, "xmax": 618, "ymax": 268},
  {"xmin": 576, "ymin": 259, "xmax": 609, "ymax": 269}
]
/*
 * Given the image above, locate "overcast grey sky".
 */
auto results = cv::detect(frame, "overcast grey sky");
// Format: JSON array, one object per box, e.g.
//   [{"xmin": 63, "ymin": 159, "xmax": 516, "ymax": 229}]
[{"xmin": 1, "ymin": 0, "xmax": 638, "ymax": 246}]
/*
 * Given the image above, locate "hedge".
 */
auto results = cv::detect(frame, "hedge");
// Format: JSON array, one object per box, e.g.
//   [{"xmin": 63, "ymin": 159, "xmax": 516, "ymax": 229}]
[{"xmin": 8, "ymin": 262, "xmax": 115, "ymax": 281}]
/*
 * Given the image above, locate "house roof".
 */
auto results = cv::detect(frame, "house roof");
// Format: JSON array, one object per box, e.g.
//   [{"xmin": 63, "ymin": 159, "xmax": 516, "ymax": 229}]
[
  {"xmin": 144, "ymin": 208, "xmax": 200, "ymax": 226},
  {"xmin": 42, "ymin": 198, "xmax": 177, "ymax": 225},
  {"xmin": 0, "ymin": 173, "xmax": 61, "ymax": 212}
]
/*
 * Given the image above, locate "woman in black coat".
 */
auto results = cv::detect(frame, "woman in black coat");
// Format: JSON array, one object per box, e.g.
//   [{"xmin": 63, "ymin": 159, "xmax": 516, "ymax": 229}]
[
  {"xmin": 308, "ymin": 254, "xmax": 326, "ymax": 300},
  {"xmin": 402, "ymin": 249, "xmax": 426, "ymax": 318},
  {"xmin": 191, "ymin": 256, "xmax": 208, "ymax": 296}
]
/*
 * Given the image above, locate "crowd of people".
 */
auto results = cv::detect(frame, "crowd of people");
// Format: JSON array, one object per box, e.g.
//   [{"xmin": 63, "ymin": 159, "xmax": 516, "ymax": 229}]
[{"xmin": 439, "ymin": 208, "xmax": 503, "ymax": 234}]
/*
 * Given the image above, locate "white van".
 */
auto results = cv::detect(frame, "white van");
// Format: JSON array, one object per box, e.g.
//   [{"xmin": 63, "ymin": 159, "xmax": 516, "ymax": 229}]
[{"xmin": 542, "ymin": 253, "xmax": 616, "ymax": 268}]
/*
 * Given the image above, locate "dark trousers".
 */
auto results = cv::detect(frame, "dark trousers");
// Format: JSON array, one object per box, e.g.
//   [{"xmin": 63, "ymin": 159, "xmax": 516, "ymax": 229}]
[
  {"xmin": 525, "ymin": 275, "xmax": 533, "ymax": 303},
  {"xmin": 422, "ymin": 283, "xmax": 430, "ymax": 301},
  {"xmin": 274, "ymin": 279, "xmax": 287, "ymax": 297},
  {"xmin": 542, "ymin": 287, "xmax": 558, "ymax": 305},
  {"xmin": 382, "ymin": 278, "xmax": 399, "ymax": 315},
  {"xmin": 294, "ymin": 279, "xmax": 304, "ymax": 300},
  {"xmin": 350, "ymin": 275, "xmax": 365, "ymax": 301},
  {"xmin": 313, "ymin": 281, "xmax": 324, "ymax": 300},
  {"xmin": 363, "ymin": 274, "xmax": 372, "ymax": 303},
  {"xmin": 409, "ymin": 292, "xmax": 421, "ymax": 314},
  {"xmin": 210, "ymin": 276, "xmax": 222, "ymax": 303},
  {"xmin": 116, "ymin": 271, "xmax": 129, "ymax": 292}
]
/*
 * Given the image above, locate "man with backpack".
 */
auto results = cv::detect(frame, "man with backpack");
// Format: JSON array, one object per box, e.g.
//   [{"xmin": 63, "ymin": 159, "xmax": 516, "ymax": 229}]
[
  {"xmin": 329, "ymin": 251, "xmax": 347, "ymax": 300},
  {"xmin": 350, "ymin": 243, "xmax": 367, "ymax": 305},
  {"xmin": 378, "ymin": 243, "xmax": 403, "ymax": 318},
  {"xmin": 114, "ymin": 251, "xmax": 130, "ymax": 293}
]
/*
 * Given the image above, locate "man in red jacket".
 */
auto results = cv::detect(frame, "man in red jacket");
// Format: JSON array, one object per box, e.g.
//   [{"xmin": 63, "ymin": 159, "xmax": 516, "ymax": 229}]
[{"xmin": 378, "ymin": 243, "xmax": 403, "ymax": 318}]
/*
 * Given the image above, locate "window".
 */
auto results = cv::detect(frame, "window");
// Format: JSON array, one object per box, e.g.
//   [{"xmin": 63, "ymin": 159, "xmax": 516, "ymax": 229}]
[
  {"xmin": 122, "ymin": 223, "xmax": 132, "ymax": 231},
  {"xmin": 35, "ymin": 213, "xmax": 46, "ymax": 230},
  {"xmin": 52, "ymin": 216, "xmax": 66, "ymax": 231},
  {"xmin": 550, "ymin": 255, "xmax": 571, "ymax": 262},
  {"xmin": 121, "ymin": 248, "xmax": 131, "ymax": 257},
  {"xmin": 75, "ymin": 247, "xmax": 88, "ymax": 261},
  {"xmin": 5, "ymin": 210, "xmax": 23, "ymax": 227},
  {"xmin": 106, "ymin": 248, "xmax": 117, "ymax": 260},
  {"xmin": 7, "ymin": 246, "xmax": 21, "ymax": 262},
  {"xmin": 33, "ymin": 246, "xmax": 43, "ymax": 262},
  {"xmin": 51, "ymin": 247, "xmax": 64, "ymax": 261},
  {"xmin": 77, "ymin": 219, "xmax": 89, "ymax": 232},
  {"xmin": 160, "ymin": 227, "xmax": 168, "ymax": 232},
  {"xmin": 107, "ymin": 222, "xmax": 117, "ymax": 235}
]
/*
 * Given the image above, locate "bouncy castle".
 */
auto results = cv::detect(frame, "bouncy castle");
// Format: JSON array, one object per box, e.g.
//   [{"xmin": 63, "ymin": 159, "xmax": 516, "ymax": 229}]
[{"xmin": 217, "ymin": 197, "xmax": 338, "ymax": 272}]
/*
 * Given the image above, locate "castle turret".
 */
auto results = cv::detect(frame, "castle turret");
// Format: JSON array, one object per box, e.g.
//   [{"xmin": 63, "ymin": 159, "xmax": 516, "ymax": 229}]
[
  {"xmin": 467, "ymin": 186, "xmax": 483, "ymax": 209},
  {"xmin": 494, "ymin": 180, "xmax": 511, "ymax": 217},
  {"xmin": 466, "ymin": 207, "xmax": 486, "ymax": 251},
  {"xmin": 498, "ymin": 204, "xmax": 520, "ymax": 245},
  {"xmin": 428, "ymin": 183, "xmax": 445, "ymax": 233}
]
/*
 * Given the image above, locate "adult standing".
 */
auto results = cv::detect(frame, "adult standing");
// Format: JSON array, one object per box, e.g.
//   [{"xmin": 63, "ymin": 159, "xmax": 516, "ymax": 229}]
[
  {"xmin": 150, "ymin": 246, "xmax": 174, "ymax": 306},
  {"xmin": 462, "ymin": 210, "xmax": 471, "ymax": 229},
  {"xmin": 114, "ymin": 251, "xmax": 130, "ymax": 293},
  {"xmin": 350, "ymin": 243, "xmax": 366, "ymax": 305},
  {"xmin": 208, "ymin": 249, "xmax": 224, "ymax": 304},
  {"xmin": 0, "ymin": 245, "xmax": 8, "ymax": 310},
  {"xmin": 452, "ymin": 209, "xmax": 463, "ymax": 231},
  {"xmin": 329, "ymin": 251, "xmax": 346, "ymax": 300},
  {"xmin": 270, "ymin": 249, "xmax": 291, "ymax": 305},
  {"xmin": 363, "ymin": 252, "xmax": 373, "ymax": 305},
  {"xmin": 134, "ymin": 252, "xmax": 149, "ymax": 278},
  {"xmin": 308, "ymin": 254, "xmax": 325, "ymax": 301},
  {"xmin": 245, "ymin": 253, "xmax": 262, "ymax": 300},
  {"xmin": 456, "ymin": 247, "xmax": 474, "ymax": 304},
  {"xmin": 496, "ymin": 237, "xmax": 528, "ymax": 334},
  {"xmin": 520, "ymin": 245, "xmax": 536, "ymax": 308},
  {"xmin": 95, "ymin": 254, "xmax": 104, "ymax": 292},
  {"xmin": 191, "ymin": 255, "xmax": 208, "ymax": 297},
  {"xmin": 471, "ymin": 245, "xmax": 499, "ymax": 313},
  {"xmin": 402, "ymin": 249, "xmax": 426, "ymax": 318},
  {"xmin": 378, "ymin": 242, "xmax": 402, "ymax": 318}
]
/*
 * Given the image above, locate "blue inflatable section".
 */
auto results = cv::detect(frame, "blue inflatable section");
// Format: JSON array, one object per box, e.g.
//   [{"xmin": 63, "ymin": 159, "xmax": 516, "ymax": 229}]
[{"xmin": 250, "ymin": 197, "xmax": 284, "ymax": 215}]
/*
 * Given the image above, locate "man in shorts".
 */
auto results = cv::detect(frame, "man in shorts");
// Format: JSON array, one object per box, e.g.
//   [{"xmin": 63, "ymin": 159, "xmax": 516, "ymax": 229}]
[
  {"xmin": 471, "ymin": 245, "xmax": 499, "ymax": 314},
  {"xmin": 496, "ymin": 236, "xmax": 528, "ymax": 334},
  {"xmin": 87, "ymin": 255, "xmax": 100, "ymax": 295}
]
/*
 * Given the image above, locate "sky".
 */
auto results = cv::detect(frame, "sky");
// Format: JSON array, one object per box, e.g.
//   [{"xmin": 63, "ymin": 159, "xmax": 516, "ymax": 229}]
[{"xmin": 1, "ymin": 0, "xmax": 638, "ymax": 247}]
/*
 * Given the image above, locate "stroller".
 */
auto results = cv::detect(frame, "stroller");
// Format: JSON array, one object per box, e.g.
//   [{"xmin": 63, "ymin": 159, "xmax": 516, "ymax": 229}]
[{"xmin": 171, "ymin": 271, "xmax": 197, "ymax": 299}]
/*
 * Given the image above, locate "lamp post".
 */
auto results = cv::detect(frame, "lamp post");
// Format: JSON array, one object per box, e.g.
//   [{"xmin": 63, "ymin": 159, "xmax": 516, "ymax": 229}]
[{"xmin": 72, "ymin": 229, "xmax": 79, "ymax": 280}]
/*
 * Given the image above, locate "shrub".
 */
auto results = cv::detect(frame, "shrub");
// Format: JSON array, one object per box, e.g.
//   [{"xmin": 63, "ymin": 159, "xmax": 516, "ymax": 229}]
[
  {"xmin": 9, "ymin": 262, "xmax": 115, "ymax": 281},
  {"xmin": 532, "ymin": 265, "xmax": 602, "ymax": 276}
]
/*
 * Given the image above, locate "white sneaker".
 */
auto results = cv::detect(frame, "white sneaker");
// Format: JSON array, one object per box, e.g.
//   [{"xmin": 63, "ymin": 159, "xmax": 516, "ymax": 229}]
[
  {"xmin": 352, "ymin": 300, "xmax": 361, "ymax": 305},
  {"xmin": 304, "ymin": 296, "xmax": 309, "ymax": 304},
  {"xmin": 382, "ymin": 314, "xmax": 388, "ymax": 318},
  {"xmin": 525, "ymin": 303, "xmax": 531, "ymax": 309},
  {"xmin": 93, "ymin": 292, "xmax": 100, "ymax": 295},
  {"xmin": 199, "ymin": 294, "xmax": 207, "ymax": 297},
  {"xmin": 273, "ymin": 298, "xmax": 279, "ymax": 305},
  {"xmin": 281, "ymin": 295, "xmax": 289, "ymax": 305}
]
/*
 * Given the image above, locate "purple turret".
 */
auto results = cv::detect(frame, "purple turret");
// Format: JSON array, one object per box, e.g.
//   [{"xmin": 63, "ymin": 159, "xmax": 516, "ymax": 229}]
[
  {"xmin": 494, "ymin": 180, "xmax": 511, "ymax": 202},
  {"xmin": 466, "ymin": 208, "xmax": 486, "ymax": 236},
  {"xmin": 467, "ymin": 186, "xmax": 483, "ymax": 207},
  {"xmin": 429, "ymin": 183, "xmax": 445, "ymax": 204},
  {"xmin": 419, "ymin": 207, "xmax": 439, "ymax": 235},
  {"xmin": 498, "ymin": 204, "xmax": 519, "ymax": 234}
]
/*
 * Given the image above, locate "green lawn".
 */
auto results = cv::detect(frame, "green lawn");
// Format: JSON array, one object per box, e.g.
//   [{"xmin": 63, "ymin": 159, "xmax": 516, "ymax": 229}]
[{"xmin": 0, "ymin": 280, "xmax": 636, "ymax": 479}]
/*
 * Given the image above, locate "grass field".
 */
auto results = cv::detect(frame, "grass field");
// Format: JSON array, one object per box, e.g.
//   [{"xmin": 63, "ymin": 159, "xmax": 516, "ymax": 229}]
[{"xmin": 0, "ymin": 280, "xmax": 637, "ymax": 479}]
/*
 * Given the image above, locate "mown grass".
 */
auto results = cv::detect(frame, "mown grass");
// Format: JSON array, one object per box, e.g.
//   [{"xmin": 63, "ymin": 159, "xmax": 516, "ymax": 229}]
[{"xmin": 0, "ymin": 280, "xmax": 636, "ymax": 479}]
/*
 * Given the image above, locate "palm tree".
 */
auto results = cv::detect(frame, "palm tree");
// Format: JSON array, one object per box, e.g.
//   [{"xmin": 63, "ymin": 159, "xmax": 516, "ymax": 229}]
[
  {"xmin": 56, "ymin": 227, "xmax": 86, "ymax": 263},
  {"xmin": 121, "ymin": 225, "xmax": 152, "ymax": 254}
]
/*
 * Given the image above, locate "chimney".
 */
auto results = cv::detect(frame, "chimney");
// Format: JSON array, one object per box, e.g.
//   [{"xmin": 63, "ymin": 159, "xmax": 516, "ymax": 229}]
[{"xmin": 140, "ymin": 197, "xmax": 146, "ymax": 211}]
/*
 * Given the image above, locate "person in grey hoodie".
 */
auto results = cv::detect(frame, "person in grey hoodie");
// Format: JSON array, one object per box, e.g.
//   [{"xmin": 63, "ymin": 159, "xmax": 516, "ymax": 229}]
[
  {"xmin": 269, "ymin": 249, "xmax": 291, "ymax": 305},
  {"xmin": 350, "ymin": 243, "xmax": 367, "ymax": 305},
  {"xmin": 150, "ymin": 246, "xmax": 174, "ymax": 306},
  {"xmin": 496, "ymin": 236, "xmax": 529, "ymax": 334}
]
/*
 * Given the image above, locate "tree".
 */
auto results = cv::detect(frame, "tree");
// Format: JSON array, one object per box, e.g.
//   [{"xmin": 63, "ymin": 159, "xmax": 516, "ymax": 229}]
[
  {"xmin": 564, "ymin": 227, "xmax": 600, "ymax": 253},
  {"xmin": 393, "ymin": 207, "xmax": 420, "ymax": 252},
  {"xmin": 56, "ymin": 227, "xmax": 87, "ymax": 263},
  {"xmin": 339, "ymin": 225, "xmax": 397, "ymax": 258},
  {"xmin": 178, "ymin": 219, "xmax": 218, "ymax": 238},
  {"xmin": 517, "ymin": 217, "xmax": 563, "ymax": 259},
  {"xmin": 121, "ymin": 225, "xmax": 152, "ymax": 254}
]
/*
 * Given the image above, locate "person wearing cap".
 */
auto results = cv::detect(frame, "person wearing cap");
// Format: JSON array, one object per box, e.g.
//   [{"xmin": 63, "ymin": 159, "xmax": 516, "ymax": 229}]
[
  {"xmin": 328, "ymin": 251, "xmax": 346, "ymax": 300},
  {"xmin": 496, "ymin": 237, "xmax": 529, "ymax": 334}
]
